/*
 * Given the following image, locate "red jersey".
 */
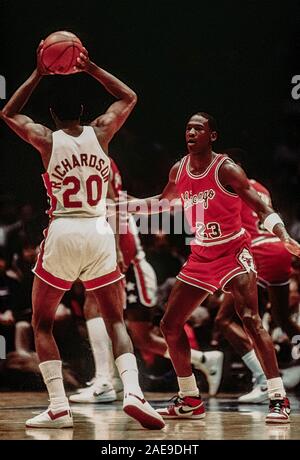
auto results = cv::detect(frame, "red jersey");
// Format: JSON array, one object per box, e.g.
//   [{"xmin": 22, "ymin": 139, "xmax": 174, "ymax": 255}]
[
  {"xmin": 176, "ymin": 154, "xmax": 244, "ymax": 246},
  {"xmin": 110, "ymin": 159, "xmax": 138, "ymax": 266},
  {"xmin": 241, "ymin": 179, "xmax": 273, "ymax": 243},
  {"xmin": 110, "ymin": 158, "xmax": 123, "ymax": 196}
]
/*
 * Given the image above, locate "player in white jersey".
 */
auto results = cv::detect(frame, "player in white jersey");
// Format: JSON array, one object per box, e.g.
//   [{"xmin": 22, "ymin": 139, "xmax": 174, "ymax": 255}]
[{"xmin": 0, "ymin": 43, "xmax": 164, "ymax": 430}]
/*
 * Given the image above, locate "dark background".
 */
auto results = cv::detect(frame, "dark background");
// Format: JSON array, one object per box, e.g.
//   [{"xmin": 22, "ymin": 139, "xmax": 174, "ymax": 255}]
[{"xmin": 1, "ymin": 0, "xmax": 300, "ymax": 217}]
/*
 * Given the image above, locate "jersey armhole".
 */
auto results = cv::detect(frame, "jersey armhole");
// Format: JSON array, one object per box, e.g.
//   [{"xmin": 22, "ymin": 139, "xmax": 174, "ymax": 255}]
[
  {"xmin": 175, "ymin": 156, "xmax": 187, "ymax": 184},
  {"xmin": 215, "ymin": 157, "xmax": 239, "ymax": 197},
  {"xmin": 89, "ymin": 125, "xmax": 110, "ymax": 159}
]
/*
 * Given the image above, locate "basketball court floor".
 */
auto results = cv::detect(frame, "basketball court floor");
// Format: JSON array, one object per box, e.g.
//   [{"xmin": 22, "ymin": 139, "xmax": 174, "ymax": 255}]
[{"xmin": 0, "ymin": 392, "xmax": 299, "ymax": 440}]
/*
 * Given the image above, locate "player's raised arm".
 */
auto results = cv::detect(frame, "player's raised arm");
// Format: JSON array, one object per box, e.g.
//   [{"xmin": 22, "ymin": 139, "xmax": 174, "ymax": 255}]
[
  {"xmin": 75, "ymin": 51, "xmax": 137, "ymax": 145},
  {"xmin": 218, "ymin": 160, "xmax": 300, "ymax": 256},
  {"xmin": 0, "ymin": 42, "xmax": 52, "ymax": 158}
]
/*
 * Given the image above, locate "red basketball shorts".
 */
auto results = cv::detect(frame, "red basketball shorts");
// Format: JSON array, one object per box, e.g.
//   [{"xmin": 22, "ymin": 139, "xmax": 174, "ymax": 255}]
[
  {"xmin": 251, "ymin": 238, "xmax": 292, "ymax": 287},
  {"xmin": 177, "ymin": 233, "xmax": 256, "ymax": 294}
]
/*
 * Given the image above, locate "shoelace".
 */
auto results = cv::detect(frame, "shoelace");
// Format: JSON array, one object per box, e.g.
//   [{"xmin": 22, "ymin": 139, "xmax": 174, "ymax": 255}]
[
  {"xmin": 269, "ymin": 399, "xmax": 284, "ymax": 414},
  {"xmin": 167, "ymin": 395, "xmax": 183, "ymax": 410}
]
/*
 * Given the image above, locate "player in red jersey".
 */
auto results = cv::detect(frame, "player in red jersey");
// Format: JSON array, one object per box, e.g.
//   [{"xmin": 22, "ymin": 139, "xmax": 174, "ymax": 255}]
[
  {"xmin": 213, "ymin": 149, "xmax": 300, "ymax": 403},
  {"xmin": 69, "ymin": 158, "xmax": 224, "ymax": 404},
  {"xmin": 128, "ymin": 112, "xmax": 300, "ymax": 423},
  {"xmin": 0, "ymin": 45, "xmax": 164, "ymax": 430}
]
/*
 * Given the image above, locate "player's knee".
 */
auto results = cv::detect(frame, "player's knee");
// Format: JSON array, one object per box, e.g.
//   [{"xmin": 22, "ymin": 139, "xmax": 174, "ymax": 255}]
[
  {"xmin": 31, "ymin": 312, "xmax": 53, "ymax": 332},
  {"xmin": 241, "ymin": 311, "xmax": 262, "ymax": 333},
  {"xmin": 160, "ymin": 317, "xmax": 179, "ymax": 340}
]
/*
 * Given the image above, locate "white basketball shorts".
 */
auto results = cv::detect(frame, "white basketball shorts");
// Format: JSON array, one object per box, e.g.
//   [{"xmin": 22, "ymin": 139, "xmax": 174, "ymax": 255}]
[{"xmin": 33, "ymin": 216, "xmax": 124, "ymax": 291}]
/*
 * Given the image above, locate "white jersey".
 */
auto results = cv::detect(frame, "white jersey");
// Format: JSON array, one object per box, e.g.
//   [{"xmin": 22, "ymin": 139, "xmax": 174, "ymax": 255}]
[{"xmin": 43, "ymin": 126, "xmax": 110, "ymax": 218}]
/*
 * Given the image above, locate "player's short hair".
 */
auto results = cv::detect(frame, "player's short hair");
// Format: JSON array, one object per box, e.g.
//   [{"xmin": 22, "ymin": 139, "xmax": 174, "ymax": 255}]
[
  {"xmin": 51, "ymin": 97, "xmax": 82, "ymax": 121},
  {"xmin": 193, "ymin": 112, "xmax": 218, "ymax": 132},
  {"xmin": 50, "ymin": 80, "xmax": 83, "ymax": 121}
]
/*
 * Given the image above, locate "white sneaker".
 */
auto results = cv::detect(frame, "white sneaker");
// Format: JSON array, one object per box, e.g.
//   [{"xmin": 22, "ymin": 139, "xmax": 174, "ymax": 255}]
[
  {"xmin": 26, "ymin": 408, "xmax": 73, "ymax": 428},
  {"xmin": 194, "ymin": 351, "xmax": 224, "ymax": 396},
  {"xmin": 123, "ymin": 392, "xmax": 165, "ymax": 430},
  {"xmin": 113, "ymin": 377, "xmax": 124, "ymax": 401},
  {"xmin": 76, "ymin": 378, "xmax": 96, "ymax": 394},
  {"xmin": 238, "ymin": 383, "xmax": 269, "ymax": 404},
  {"xmin": 69, "ymin": 381, "xmax": 117, "ymax": 403}
]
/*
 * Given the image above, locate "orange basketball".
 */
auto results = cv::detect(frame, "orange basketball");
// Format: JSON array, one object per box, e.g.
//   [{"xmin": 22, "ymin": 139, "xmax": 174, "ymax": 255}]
[{"xmin": 39, "ymin": 31, "xmax": 84, "ymax": 75}]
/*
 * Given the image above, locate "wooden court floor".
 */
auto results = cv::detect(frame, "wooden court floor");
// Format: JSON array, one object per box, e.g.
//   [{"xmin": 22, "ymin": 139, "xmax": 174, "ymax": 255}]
[{"xmin": 0, "ymin": 391, "xmax": 299, "ymax": 440}]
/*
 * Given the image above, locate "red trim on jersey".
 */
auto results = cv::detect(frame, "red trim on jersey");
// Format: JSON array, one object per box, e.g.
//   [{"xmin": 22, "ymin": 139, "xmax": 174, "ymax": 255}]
[
  {"xmin": 83, "ymin": 268, "xmax": 124, "ymax": 291},
  {"xmin": 42, "ymin": 173, "xmax": 58, "ymax": 219},
  {"xmin": 132, "ymin": 260, "xmax": 153, "ymax": 306},
  {"xmin": 33, "ymin": 241, "xmax": 73, "ymax": 291}
]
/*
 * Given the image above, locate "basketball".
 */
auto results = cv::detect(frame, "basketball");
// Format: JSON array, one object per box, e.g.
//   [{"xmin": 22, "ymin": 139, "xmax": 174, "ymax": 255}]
[{"xmin": 39, "ymin": 31, "xmax": 84, "ymax": 75}]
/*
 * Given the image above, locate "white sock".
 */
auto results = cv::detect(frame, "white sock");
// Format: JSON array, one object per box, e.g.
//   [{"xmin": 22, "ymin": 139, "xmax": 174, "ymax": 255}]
[
  {"xmin": 39, "ymin": 360, "xmax": 69, "ymax": 411},
  {"xmin": 177, "ymin": 374, "xmax": 199, "ymax": 398},
  {"xmin": 115, "ymin": 353, "xmax": 143, "ymax": 398},
  {"xmin": 241, "ymin": 350, "xmax": 267, "ymax": 385},
  {"xmin": 267, "ymin": 377, "xmax": 286, "ymax": 399},
  {"xmin": 164, "ymin": 348, "xmax": 204, "ymax": 366},
  {"xmin": 86, "ymin": 318, "xmax": 112, "ymax": 383}
]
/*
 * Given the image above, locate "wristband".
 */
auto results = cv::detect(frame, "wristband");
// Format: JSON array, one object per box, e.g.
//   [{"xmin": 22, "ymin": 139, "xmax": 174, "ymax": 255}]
[{"xmin": 263, "ymin": 213, "xmax": 284, "ymax": 234}]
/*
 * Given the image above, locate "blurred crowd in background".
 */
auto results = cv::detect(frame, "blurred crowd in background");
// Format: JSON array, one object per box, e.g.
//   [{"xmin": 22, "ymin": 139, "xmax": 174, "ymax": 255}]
[{"xmin": 1, "ymin": 113, "xmax": 300, "ymax": 395}]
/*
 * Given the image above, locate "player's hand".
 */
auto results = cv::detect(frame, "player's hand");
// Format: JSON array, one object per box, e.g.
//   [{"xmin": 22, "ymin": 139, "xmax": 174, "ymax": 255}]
[
  {"xmin": 283, "ymin": 237, "xmax": 300, "ymax": 257},
  {"xmin": 73, "ymin": 48, "xmax": 90, "ymax": 73},
  {"xmin": 117, "ymin": 249, "xmax": 127, "ymax": 274},
  {"xmin": 36, "ymin": 40, "xmax": 53, "ymax": 76}
]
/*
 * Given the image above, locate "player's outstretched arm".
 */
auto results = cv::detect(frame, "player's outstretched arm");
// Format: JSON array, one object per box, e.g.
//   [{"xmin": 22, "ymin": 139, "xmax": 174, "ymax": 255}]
[
  {"xmin": 219, "ymin": 160, "xmax": 300, "ymax": 257},
  {"xmin": 0, "ymin": 42, "xmax": 52, "ymax": 157},
  {"xmin": 122, "ymin": 162, "xmax": 180, "ymax": 215},
  {"xmin": 74, "ymin": 50, "xmax": 137, "ymax": 144}
]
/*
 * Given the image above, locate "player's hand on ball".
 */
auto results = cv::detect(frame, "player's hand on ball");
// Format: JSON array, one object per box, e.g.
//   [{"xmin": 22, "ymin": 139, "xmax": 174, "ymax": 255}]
[
  {"xmin": 36, "ymin": 40, "xmax": 46, "ymax": 75},
  {"xmin": 283, "ymin": 237, "xmax": 300, "ymax": 257},
  {"xmin": 73, "ymin": 48, "xmax": 89, "ymax": 73},
  {"xmin": 36, "ymin": 40, "xmax": 53, "ymax": 75}
]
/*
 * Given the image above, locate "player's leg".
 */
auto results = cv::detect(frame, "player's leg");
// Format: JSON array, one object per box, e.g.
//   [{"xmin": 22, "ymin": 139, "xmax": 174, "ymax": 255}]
[
  {"xmin": 268, "ymin": 284, "xmax": 300, "ymax": 338},
  {"xmin": 215, "ymin": 292, "xmax": 267, "ymax": 403},
  {"xmin": 26, "ymin": 276, "xmax": 73, "ymax": 428},
  {"xmin": 157, "ymin": 280, "xmax": 208, "ymax": 419},
  {"xmin": 127, "ymin": 257, "xmax": 223, "ymax": 396},
  {"xmin": 69, "ymin": 291, "xmax": 117, "ymax": 403},
  {"xmin": 92, "ymin": 279, "xmax": 164, "ymax": 430},
  {"xmin": 227, "ymin": 272, "xmax": 290, "ymax": 423}
]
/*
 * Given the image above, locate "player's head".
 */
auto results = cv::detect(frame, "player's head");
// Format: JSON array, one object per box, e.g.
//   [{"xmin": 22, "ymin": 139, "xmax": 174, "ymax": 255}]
[
  {"xmin": 50, "ymin": 82, "xmax": 83, "ymax": 126},
  {"xmin": 186, "ymin": 112, "xmax": 218, "ymax": 153},
  {"xmin": 50, "ymin": 99, "xmax": 83, "ymax": 126}
]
